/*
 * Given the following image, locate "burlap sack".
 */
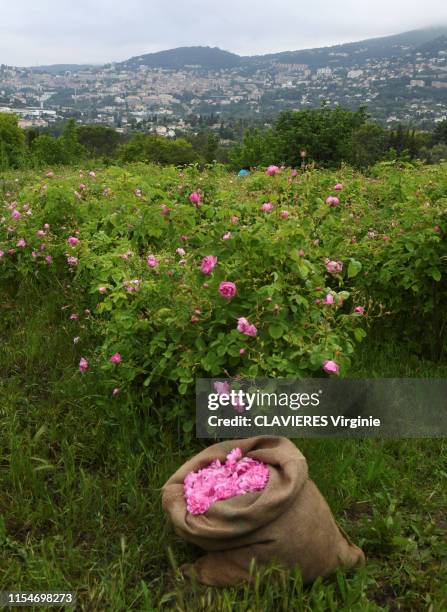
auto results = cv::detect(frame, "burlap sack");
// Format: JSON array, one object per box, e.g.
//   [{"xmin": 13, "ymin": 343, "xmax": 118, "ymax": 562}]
[{"xmin": 162, "ymin": 436, "xmax": 365, "ymax": 586}]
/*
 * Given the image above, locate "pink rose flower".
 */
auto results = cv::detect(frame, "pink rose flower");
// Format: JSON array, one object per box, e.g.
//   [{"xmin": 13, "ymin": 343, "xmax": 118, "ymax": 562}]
[
  {"xmin": 67, "ymin": 256, "xmax": 78, "ymax": 267},
  {"xmin": 325, "ymin": 260, "xmax": 343, "ymax": 274},
  {"xmin": 184, "ymin": 448, "xmax": 269, "ymax": 515},
  {"xmin": 214, "ymin": 381, "xmax": 231, "ymax": 395},
  {"xmin": 160, "ymin": 204, "xmax": 171, "ymax": 216},
  {"xmin": 354, "ymin": 306, "xmax": 365, "ymax": 314},
  {"xmin": 123, "ymin": 279, "xmax": 141, "ymax": 293},
  {"xmin": 11, "ymin": 210, "xmax": 21, "ymax": 220},
  {"xmin": 68, "ymin": 236, "xmax": 79, "ymax": 246},
  {"xmin": 189, "ymin": 191, "xmax": 201, "ymax": 204},
  {"xmin": 222, "ymin": 231, "xmax": 232, "ymax": 240},
  {"xmin": 266, "ymin": 165, "xmax": 280, "ymax": 176},
  {"xmin": 334, "ymin": 183, "xmax": 343, "ymax": 191},
  {"xmin": 324, "ymin": 294, "xmax": 334, "ymax": 305},
  {"xmin": 230, "ymin": 215, "xmax": 239, "ymax": 224},
  {"xmin": 200, "ymin": 255, "xmax": 217, "ymax": 275},
  {"xmin": 98, "ymin": 287, "xmax": 107, "ymax": 294},
  {"xmin": 219, "ymin": 281, "xmax": 237, "ymax": 299},
  {"xmin": 45, "ymin": 255, "xmax": 53, "ymax": 264},
  {"xmin": 261, "ymin": 202, "xmax": 274, "ymax": 212},
  {"xmin": 147, "ymin": 255, "xmax": 158, "ymax": 268},
  {"xmin": 176, "ymin": 247, "xmax": 186, "ymax": 256},
  {"xmin": 237, "ymin": 317, "xmax": 257, "ymax": 337},
  {"xmin": 280, "ymin": 210, "xmax": 289, "ymax": 219},
  {"xmin": 112, "ymin": 388, "xmax": 121, "ymax": 397},
  {"xmin": 109, "ymin": 353, "xmax": 122, "ymax": 364},
  {"xmin": 323, "ymin": 360, "xmax": 339, "ymax": 375},
  {"xmin": 326, "ymin": 196, "xmax": 340, "ymax": 207},
  {"xmin": 79, "ymin": 357, "xmax": 89, "ymax": 373},
  {"xmin": 16, "ymin": 238, "xmax": 26, "ymax": 248}
]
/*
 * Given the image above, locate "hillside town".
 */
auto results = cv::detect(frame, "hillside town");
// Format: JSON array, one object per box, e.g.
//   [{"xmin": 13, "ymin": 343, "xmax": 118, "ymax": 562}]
[{"xmin": 1, "ymin": 36, "xmax": 446, "ymax": 135}]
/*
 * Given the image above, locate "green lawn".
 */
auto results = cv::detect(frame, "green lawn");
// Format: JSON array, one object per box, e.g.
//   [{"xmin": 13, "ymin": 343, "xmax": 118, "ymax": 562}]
[{"xmin": 0, "ymin": 283, "xmax": 446, "ymax": 611}]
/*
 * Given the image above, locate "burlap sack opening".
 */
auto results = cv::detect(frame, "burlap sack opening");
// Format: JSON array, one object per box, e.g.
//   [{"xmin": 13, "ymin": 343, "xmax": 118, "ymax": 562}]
[{"xmin": 162, "ymin": 436, "xmax": 365, "ymax": 586}]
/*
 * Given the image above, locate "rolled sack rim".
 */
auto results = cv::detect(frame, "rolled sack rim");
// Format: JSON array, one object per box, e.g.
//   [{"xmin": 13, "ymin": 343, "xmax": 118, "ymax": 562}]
[{"xmin": 162, "ymin": 436, "xmax": 309, "ymax": 540}]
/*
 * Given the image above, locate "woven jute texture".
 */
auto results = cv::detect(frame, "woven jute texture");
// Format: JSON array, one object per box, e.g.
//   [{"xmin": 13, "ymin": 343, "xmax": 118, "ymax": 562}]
[{"xmin": 162, "ymin": 436, "xmax": 365, "ymax": 586}]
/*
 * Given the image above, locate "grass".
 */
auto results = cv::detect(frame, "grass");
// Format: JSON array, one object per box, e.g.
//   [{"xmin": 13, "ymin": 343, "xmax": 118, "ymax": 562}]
[{"xmin": 0, "ymin": 285, "xmax": 446, "ymax": 611}]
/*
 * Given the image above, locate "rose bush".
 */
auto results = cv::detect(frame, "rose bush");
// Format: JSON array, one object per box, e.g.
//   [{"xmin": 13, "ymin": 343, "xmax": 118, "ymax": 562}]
[{"xmin": 1, "ymin": 160, "xmax": 445, "ymax": 428}]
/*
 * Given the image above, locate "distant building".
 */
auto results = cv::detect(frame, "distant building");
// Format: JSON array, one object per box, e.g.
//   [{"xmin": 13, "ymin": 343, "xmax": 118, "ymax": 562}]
[{"xmin": 347, "ymin": 70, "xmax": 364, "ymax": 79}]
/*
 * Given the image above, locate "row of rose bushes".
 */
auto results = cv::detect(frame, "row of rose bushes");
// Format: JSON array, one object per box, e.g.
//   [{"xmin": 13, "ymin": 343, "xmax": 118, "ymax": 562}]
[
  {"xmin": 313, "ymin": 161, "xmax": 447, "ymax": 357},
  {"xmin": 0, "ymin": 161, "xmax": 445, "ymax": 416}
]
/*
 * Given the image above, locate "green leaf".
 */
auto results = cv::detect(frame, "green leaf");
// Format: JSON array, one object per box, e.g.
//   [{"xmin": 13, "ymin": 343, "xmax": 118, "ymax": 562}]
[
  {"xmin": 269, "ymin": 324, "xmax": 284, "ymax": 339},
  {"xmin": 429, "ymin": 268, "xmax": 441, "ymax": 282},
  {"xmin": 348, "ymin": 259, "xmax": 362, "ymax": 278},
  {"xmin": 182, "ymin": 420, "xmax": 194, "ymax": 433},
  {"xmin": 297, "ymin": 260, "xmax": 309, "ymax": 279},
  {"xmin": 354, "ymin": 328, "xmax": 367, "ymax": 342}
]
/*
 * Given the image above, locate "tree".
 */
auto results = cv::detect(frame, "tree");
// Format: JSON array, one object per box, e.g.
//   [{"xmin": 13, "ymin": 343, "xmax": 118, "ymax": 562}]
[
  {"xmin": 118, "ymin": 134, "xmax": 201, "ymax": 166},
  {"xmin": 418, "ymin": 143, "xmax": 447, "ymax": 164},
  {"xmin": 204, "ymin": 132, "xmax": 219, "ymax": 163},
  {"xmin": 0, "ymin": 113, "xmax": 26, "ymax": 169},
  {"xmin": 186, "ymin": 130, "xmax": 220, "ymax": 164},
  {"xmin": 31, "ymin": 135, "xmax": 66, "ymax": 166},
  {"xmin": 229, "ymin": 128, "xmax": 273, "ymax": 169},
  {"xmin": 271, "ymin": 106, "xmax": 368, "ymax": 167},
  {"xmin": 77, "ymin": 125, "xmax": 123, "ymax": 158},
  {"xmin": 25, "ymin": 128, "xmax": 40, "ymax": 148},
  {"xmin": 433, "ymin": 120, "xmax": 447, "ymax": 145},
  {"xmin": 350, "ymin": 123, "xmax": 388, "ymax": 168},
  {"xmin": 229, "ymin": 107, "xmax": 369, "ymax": 169},
  {"xmin": 60, "ymin": 118, "xmax": 86, "ymax": 163}
]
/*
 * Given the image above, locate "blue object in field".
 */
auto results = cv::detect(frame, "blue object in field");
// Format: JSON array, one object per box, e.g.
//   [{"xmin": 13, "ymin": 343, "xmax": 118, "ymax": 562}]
[{"xmin": 238, "ymin": 169, "xmax": 250, "ymax": 176}]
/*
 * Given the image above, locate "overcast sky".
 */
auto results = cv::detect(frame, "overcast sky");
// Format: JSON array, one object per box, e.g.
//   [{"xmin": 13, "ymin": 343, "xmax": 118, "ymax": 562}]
[{"xmin": 2, "ymin": 0, "xmax": 447, "ymax": 66}]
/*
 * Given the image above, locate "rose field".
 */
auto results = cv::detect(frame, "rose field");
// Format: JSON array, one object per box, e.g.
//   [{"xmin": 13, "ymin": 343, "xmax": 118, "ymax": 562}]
[{"xmin": 0, "ymin": 161, "xmax": 446, "ymax": 610}]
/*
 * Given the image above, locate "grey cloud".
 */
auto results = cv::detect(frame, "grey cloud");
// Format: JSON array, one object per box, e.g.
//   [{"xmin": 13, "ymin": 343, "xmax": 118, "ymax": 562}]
[{"xmin": 1, "ymin": 0, "xmax": 446, "ymax": 65}]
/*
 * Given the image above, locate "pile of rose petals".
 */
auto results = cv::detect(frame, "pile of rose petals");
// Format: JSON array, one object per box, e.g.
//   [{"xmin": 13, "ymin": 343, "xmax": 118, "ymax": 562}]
[{"xmin": 184, "ymin": 447, "xmax": 269, "ymax": 515}]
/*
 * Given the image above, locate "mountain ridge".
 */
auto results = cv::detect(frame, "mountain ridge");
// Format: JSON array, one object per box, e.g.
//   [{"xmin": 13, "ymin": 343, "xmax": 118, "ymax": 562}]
[
  {"xmin": 117, "ymin": 26, "xmax": 447, "ymax": 71},
  {"xmin": 14, "ymin": 25, "xmax": 447, "ymax": 72}
]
